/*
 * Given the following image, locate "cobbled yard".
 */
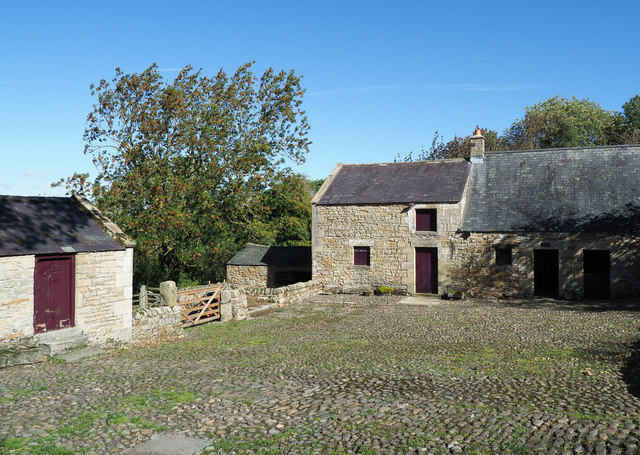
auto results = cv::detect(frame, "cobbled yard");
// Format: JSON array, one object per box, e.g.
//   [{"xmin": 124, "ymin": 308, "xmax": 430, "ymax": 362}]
[{"xmin": 2, "ymin": 295, "xmax": 640, "ymax": 454}]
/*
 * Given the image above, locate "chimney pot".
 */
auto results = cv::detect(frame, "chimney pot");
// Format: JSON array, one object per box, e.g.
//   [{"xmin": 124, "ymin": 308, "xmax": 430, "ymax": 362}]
[{"xmin": 469, "ymin": 125, "xmax": 485, "ymax": 164}]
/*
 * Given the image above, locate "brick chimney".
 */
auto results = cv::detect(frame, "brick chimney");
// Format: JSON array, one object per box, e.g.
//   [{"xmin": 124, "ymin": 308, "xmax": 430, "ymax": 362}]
[{"xmin": 469, "ymin": 126, "xmax": 485, "ymax": 164}]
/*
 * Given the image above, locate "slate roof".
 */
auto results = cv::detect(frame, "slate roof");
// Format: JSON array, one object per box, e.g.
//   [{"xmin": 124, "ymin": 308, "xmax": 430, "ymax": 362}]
[
  {"xmin": 227, "ymin": 244, "xmax": 311, "ymax": 268},
  {"xmin": 315, "ymin": 160, "xmax": 470, "ymax": 205},
  {"xmin": 0, "ymin": 196, "xmax": 126, "ymax": 256},
  {"xmin": 461, "ymin": 145, "xmax": 640, "ymax": 233}
]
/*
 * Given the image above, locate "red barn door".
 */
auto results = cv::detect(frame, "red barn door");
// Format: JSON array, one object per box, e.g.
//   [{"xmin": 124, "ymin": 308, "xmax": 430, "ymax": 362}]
[
  {"xmin": 34, "ymin": 255, "xmax": 75, "ymax": 333},
  {"xmin": 415, "ymin": 248, "xmax": 438, "ymax": 294}
]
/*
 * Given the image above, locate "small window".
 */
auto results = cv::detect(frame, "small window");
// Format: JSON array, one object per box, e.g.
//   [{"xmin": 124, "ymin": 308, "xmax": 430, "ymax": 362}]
[
  {"xmin": 416, "ymin": 209, "xmax": 437, "ymax": 231},
  {"xmin": 354, "ymin": 247, "xmax": 370, "ymax": 266},
  {"xmin": 495, "ymin": 246, "xmax": 512, "ymax": 266}
]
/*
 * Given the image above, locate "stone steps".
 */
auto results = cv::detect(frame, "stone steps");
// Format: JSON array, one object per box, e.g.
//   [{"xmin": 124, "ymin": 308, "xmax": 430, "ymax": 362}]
[
  {"xmin": 34, "ymin": 327, "xmax": 88, "ymax": 356},
  {"xmin": 1, "ymin": 327, "xmax": 106, "ymax": 369},
  {"xmin": 33, "ymin": 327, "xmax": 105, "ymax": 362},
  {"xmin": 55, "ymin": 346, "xmax": 105, "ymax": 363}
]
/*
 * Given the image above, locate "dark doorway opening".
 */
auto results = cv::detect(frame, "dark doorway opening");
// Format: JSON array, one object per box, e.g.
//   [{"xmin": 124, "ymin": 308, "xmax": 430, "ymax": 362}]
[
  {"xmin": 415, "ymin": 248, "xmax": 438, "ymax": 294},
  {"xmin": 534, "ymin": 249, "xmax": 559, "ymax": 297},
  {"xmin": 34, "ymin": 255, "xmax": 75, "ymax": 333},
  {"xmin": 583, "ymin": 250, "xmax": 610, "ymax": 299},
  {"xmin": 273, "ymin": 270, "xmax": 312, "ymax": 288}
]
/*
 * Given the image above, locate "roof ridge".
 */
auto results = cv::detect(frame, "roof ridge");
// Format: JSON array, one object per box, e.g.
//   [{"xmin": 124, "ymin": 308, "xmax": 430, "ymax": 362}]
[
  {"xmin": 0, "ymin": 195, "xmax": 69, "ymax": 201},
  {"xmin": 487, "ymin": 144, "xmax": 640, "ymax": 155},
  {"xmin": 340, "ymin": 158, "xmax": 469, "ymax": 166}
]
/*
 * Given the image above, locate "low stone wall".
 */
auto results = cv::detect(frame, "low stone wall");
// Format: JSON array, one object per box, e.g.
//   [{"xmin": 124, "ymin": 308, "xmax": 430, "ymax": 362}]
[
  {"xmin": 245, "ymin": 280, "xmax": 323, "ymax": 306},
  {"xmin": 221, "ymin": 287, "xmax": 248, "ymax": 321},
  {"xmin": 132, "ymin": 306, "xmax": 183, "ymax": 344}
]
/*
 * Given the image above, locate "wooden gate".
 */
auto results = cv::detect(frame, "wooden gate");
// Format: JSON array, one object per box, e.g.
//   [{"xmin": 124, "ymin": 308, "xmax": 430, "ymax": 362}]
[{"xmin": 176, "ymin": 285, "xmax": 222, "ymax": 327}]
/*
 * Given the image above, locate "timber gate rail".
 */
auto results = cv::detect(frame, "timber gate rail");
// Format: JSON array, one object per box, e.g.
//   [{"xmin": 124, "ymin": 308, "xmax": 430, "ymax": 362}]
[{"xmin": 176, "ymin": 285, "xmax": 222, "ymax": 327}]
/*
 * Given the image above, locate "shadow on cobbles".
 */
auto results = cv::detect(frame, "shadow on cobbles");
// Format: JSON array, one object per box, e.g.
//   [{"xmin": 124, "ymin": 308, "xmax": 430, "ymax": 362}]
[
  {"xmin": 622, "ymin": 336, "xmax": 640, "ymax": 398},
  {"xmin": 496, "ymin": 298, "xmax": 640, "ymax": 313}
]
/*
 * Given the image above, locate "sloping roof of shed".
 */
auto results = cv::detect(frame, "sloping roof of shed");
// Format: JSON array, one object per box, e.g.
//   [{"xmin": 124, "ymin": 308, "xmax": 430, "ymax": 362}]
[
  {"xmin": 0, "ymin": 196, "xmax": 126, "ymax": 256},
  {"xmin": 227, "ymin": 244, "xmax": 311, "ymax": 268},
  {"xmin": 315, "ymin": 160, "xmax": 470, "ymax": 205},
  {"xmin": 461, "ymin": 145, "xmax": 640, "ymax": 232}
]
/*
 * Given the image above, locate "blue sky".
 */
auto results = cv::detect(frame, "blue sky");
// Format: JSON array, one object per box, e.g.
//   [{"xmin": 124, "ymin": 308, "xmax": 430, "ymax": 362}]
[{"xmin": 1, "ymin": 0, "xmax": 639, "ymax": 196}]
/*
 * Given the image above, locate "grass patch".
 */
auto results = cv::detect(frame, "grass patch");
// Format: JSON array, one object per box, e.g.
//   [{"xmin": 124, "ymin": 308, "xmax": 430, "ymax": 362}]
[
  {"xmin": 123, "ymin": 393, "xmax": 148, "ymax": 409},
  {"xmin": 204, "ymin": 428, "xmax": 295, "ymax": 454},
  {"xmin": 107, "ymin": 413, "xmax": 167, "ymax": 431},
  {"xmin": 0, "ymin": 385, "xmax": 48, "ymax": 403},
  {"xmin": 56, "ymin": 411, "xmax": 103, "ymax": 438},
  {"xmin": 152, "ymin": 387, "xmax": 196, "ymax": 404},
  {"xmin": 0, "ymin": 436, "xmax": 78, "ymax": 455},
  {"xmin": 113, "ymin": 386, "xmax": 198, "ymax": 413}
]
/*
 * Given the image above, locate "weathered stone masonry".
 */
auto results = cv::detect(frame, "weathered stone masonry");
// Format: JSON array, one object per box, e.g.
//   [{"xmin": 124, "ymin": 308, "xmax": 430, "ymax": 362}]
[
  {"xmin": 227, "ymin": 265, "xmax": 269, "ymax": 288},
  {"xmin": 312, "ymin": 201, "xmax": 467, "ymax": 294},
  {"xmin": 75, "ymin": 248, "xmax": 134, "ymax": 344},
  {"xmin": 449, "ymin": 232, "xmax": 640, "ymax": 299},
  {"xmin": 0, "ymin": 255, "xmax": 36, "ymax": 342}
]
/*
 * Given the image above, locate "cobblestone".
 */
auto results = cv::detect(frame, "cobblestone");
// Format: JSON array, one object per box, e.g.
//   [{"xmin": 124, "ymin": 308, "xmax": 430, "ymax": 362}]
[{"xmin": 1, "ymin": 295, "xmax": 640, "ymax": 454}]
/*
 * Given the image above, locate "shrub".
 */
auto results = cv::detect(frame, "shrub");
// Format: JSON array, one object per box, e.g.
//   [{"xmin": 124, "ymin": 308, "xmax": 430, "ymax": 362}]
[{"xmin": 375, "ymin": 286, "xmax": 394, "ymax": 295}]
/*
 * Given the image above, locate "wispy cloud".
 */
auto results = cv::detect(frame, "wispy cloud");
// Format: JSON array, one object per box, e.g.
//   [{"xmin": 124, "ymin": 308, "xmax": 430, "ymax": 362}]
[
  {"xmin": 158, "ymin": 67, "xmax": 182, "ymax": 73},
  {"xmin": 434, "ymin": 83, "xmax": 547, "ymax": 92},
  {"xmin": 307, "ymin": 85, "xmax": 405, "ymax": 96},
  {"xmin": 307, "ymin": 83, "xmax": 546, "ymax": 97},
  {"xmin": 21, "ymin": 170, "xmax": 49, "ymax": 179},
  {"xmin": 0, "ymin": 78, "xmax": 56, "ymax": 86},
  {"xmin": 448, "ymin": 56, "xmax": 502, "ymax": 63}
]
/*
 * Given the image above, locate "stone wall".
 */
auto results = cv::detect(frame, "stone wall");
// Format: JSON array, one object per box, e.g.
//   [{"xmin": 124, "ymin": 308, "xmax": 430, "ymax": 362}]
[
  {"xmin": 132, "ymin": 306, "xmax": 183, "ymax": 344},
  {"xmin": 220, "ymin": 287, "xmax": 248, "ymax": 321},
  {"xmin": 0, "ymin": 255, "xmax": 35, "ymax": 342},
  {"xmin": 449, "ymin": 232, "xmax": 640, "ymax": 299},
  {"xmin": 245, "ymin": 280, "xmax": 323, "ymax": 306},
  {"xmin": 312, "ymin": 199, "xmax": 467, "ymax": 294},
  {"xmin": 76, "ymin": 248, "xmax": 133, "ymax": 344},
  {"xmin": 226, "ymin": 265, "xmax": 269, "ymax": 288}
]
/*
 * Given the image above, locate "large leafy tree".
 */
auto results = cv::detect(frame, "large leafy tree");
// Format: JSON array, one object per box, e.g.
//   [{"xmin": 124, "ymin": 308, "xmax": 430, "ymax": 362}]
[
  {"xmin": 623, "ymin": 95, "xmax": 640, "ymax": 131},
  {"xmin": 56, "ymin": 63, "xmax": 311, "ymax": 286},
  {"xmin": 402, "ymin": 95, "xmax": 640, "ymax": 162},
  {"xmin": 258, "ymin": 172, "xmax": 314, "ymax": 247},
  {"xmin": 501, "ymin": 96, "xmax": 615, "ymax": 150}
]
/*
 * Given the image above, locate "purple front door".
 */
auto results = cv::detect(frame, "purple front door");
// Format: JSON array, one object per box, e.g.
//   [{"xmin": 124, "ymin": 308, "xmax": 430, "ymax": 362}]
[
  {"xmin": 34, "ymin": 255, "xmax": 75, "ymax": 333},
  {"xmin": 415, "ymin": 248, "xmax": 437, "ymax": 294}
]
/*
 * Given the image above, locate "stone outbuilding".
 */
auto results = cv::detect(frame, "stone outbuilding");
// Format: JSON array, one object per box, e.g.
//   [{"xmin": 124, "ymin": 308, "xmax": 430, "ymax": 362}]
[
  {"xmin": 226, "ymin": 243, "xmax": 311, "ymax": 288},
  {"xmin": 312, "ymin": 160, "xmax": 471, "ymax": 294},
  {"xmin": 0, "ymin": 194, "xmax": 135, "ymax": 345},
  {"xmin": 455, "ymin": 138, "xmax": 640, "ymax": 300},
  {"xmin": 313, "ymin": 130, "xmax": 640, "ymax": 300}
]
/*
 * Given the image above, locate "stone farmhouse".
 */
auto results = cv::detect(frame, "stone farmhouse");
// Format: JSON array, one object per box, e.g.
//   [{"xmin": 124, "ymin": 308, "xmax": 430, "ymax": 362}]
[
  {"xmin": 0, "ymin": 195, "xmax": 135, "ymax": 345},
  {"xmin": 312, "ymin": 132, "xmax": 640, "ymax": 299},
  {"xmin": 312, "ymin": 159, "xmax": 471, "ymax": 294}
]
